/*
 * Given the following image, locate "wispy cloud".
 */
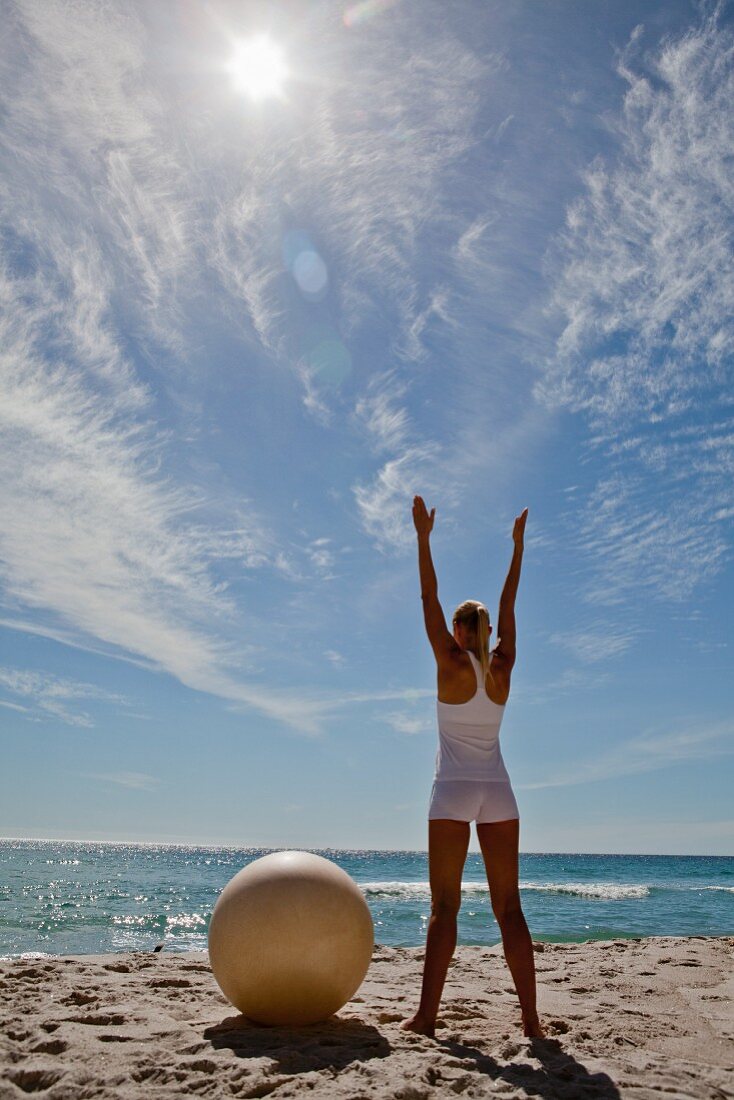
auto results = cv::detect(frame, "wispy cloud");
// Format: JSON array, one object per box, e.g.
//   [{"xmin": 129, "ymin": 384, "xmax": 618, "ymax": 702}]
[
  {"xmin": 539, "ymin": 10, "xmax": 734, "ymax": 609},
  {"xmin": 574, "ymin": 473, "xmax": 729, "ymax": 606},
  {"xmin": 384, "ymin": 709, "xmax": 433, "ymax": 736},
  {"xmin": 353, "ymin": 370, "xmax": 412, "ymax": 455},
  {"xmin": 399, "ymin": 287, "xmax": 455, "ymax": 363},
  {"xmin": 0, "ymin": 699, "xmax": 32, "ymax": 714},
  {"xmin": 0, "ymin": 667, "xmax": 128, "ymax": 728},
  {"xmin": 0, "ymin": 260, "xmax": 300, "ymax": 721},
  {"xmin": 521, "ymin": 719, "xmax": 734, "ymax": 790},
  {"xmin": 305, "ymin": 538, "xmax": 337, "ymax": 576},
  {"xmin": 351, "ymin": 367, "xmax": 450, "ymax": 551},
  {"xmin": 548, "ymin": 620, "xmax": 639, "ymax": 663},
  {"xmin": 0, "ymin": 618, "xmax": 158, "ymax": 671},
  {"xmin": 83, "ymin": 771, "xmax": 160, "ymax": 792},
  {"xmin": 353, "ymin": 442, "xmax": 446, "ymax": 553},
  {"xmin": 223, "ymin": 683, "xmax": 435, "ymax": 739},
  {"xmin": 541, "ymin": 9, "xmax": 734, "ymax": 419},
  {"xmin": 453, "ymin": 214, "xmax": 496, "ymax": 269}
]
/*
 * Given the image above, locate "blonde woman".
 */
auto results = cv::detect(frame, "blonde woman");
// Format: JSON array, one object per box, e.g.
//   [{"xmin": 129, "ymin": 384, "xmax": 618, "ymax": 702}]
[{"xmin": 401, "ymin": 496, "xmax": 544, "ymax": 1039}]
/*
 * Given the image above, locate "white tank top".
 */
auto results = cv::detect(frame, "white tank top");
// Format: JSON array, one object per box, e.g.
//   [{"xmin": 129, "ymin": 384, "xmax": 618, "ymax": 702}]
[{"xmin": 434, "ymin": 649, "xmax": 510, "ymax": 782}]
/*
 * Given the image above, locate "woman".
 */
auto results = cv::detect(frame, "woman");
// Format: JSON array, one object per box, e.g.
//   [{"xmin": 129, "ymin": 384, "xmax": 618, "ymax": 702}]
[{"xmin": 401, "ymin": 495, "xmax": 544, "ymax": 1039}]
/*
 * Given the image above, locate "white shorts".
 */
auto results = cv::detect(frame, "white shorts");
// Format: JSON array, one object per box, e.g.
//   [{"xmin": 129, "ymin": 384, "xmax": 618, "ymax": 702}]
[{"xmin": 428, "ymin": 779, "xmax": 519, "ymax": 824}]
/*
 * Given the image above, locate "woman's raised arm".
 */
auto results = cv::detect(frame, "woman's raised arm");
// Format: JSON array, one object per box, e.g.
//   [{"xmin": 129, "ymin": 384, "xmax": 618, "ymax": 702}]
[
  {"xmin": 413, "ymin": 496, "xmax": 454, "ymax": 660},
  {"xmin": 495, "ymin": 508, "xmax": 528, "ymax": 668}
]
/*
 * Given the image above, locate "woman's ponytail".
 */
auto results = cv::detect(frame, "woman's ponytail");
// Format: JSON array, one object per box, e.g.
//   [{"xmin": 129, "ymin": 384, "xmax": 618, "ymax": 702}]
[
  {"xmin": 476, "ymin": 604, "xmax": 491, "ymax": 682},
  {"xmin": 452, "ymin": 599, "xmax": 492, "ymax": 680}
]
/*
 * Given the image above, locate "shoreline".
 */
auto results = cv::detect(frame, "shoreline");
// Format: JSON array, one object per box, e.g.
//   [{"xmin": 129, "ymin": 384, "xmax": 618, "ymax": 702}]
[
  {"xmin": 3, "ymin": 929, "xmax": 734, "ymax": 962},
  {"xmin": 2, "ymin": 935, "xmax": 731, "ymax": 1098}
]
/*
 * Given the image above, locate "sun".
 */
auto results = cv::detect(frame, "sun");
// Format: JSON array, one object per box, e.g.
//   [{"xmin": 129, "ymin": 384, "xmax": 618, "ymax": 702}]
[{"xmin": 227, "ymin": 36, "xmax": 288, "ymax": 101}]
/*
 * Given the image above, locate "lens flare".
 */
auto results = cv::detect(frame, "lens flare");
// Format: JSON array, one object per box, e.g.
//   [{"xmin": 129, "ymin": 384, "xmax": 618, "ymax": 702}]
[
  {"xmin": 305, "ymin": 338, "xmax": 352, "ymax": 389},
  {"xmin": 283, "ymin": 230, "xmax": 329, "ymax": 301},
  {"xmin": 344, "ymin": 0, "xmax": 401, "ymax": 29},
  {"xmin": 292, "ymin": 251, "xmax": 328, "ymax": 297}
]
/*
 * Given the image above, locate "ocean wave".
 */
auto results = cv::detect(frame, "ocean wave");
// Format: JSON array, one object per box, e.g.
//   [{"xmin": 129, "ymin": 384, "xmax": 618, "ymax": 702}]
[
  {"xmin": 701, "ymin": 885, "xmax": 734, "ymax": 893},
  {"xmin": 520, "ymin": 882, "xmax": 650, "ymax": 900},
  {"xmin": 360, "ymin": 881, "xmax": 485, "ymax": 898},
  {"xmin": 0, "ymin": 951, "xmax": 54, "ymax": 961},
  {"xmin": 359, "ymin": 880, "xmax": 650, "ymax": 900}
]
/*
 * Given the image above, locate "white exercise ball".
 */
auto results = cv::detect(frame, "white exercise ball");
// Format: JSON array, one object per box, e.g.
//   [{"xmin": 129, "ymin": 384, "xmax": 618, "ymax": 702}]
[{"xmin": 208, "ymin": 850, "xmax": 374, "ymax": 1025}]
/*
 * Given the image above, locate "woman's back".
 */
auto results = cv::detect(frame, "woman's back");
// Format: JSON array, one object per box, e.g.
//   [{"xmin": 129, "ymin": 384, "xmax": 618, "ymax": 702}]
[{"xmin": 435, "ymin": 650, "xmax": 510, "ymax": 782}]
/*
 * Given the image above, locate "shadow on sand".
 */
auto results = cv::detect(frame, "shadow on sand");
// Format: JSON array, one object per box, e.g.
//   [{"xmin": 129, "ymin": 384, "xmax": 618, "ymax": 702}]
[
  {"xmin": 204, "ymin": 1013, "xmax": 390, "ymax": 1074},
  {"xmin": 438, "ymin": 1034, "xmax": 621, "ymax": 1099},
  {"xmin": 205, "ymin": 1015, "xmax": 620, "ymax": 1097}
]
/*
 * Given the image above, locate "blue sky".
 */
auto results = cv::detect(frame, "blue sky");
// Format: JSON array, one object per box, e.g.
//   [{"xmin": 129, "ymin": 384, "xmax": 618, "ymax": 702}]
[{"xmin": 1, "ymin": 0, "xmax": 732, "ymax": 854}]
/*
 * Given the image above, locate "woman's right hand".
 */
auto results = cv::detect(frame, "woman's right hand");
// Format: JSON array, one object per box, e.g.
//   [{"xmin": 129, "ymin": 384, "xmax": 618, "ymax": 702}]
[{"xmin": 412, "ymin": 495, "xmax": 435, "ymax": 538}]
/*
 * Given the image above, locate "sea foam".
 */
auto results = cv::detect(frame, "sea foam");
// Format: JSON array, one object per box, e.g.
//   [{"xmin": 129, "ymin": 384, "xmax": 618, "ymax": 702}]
[
  {"xmin": 520, "ymin": 882, "xmax": 650, "ymax": 900},
  {"xmin": 359, "ymin": 880, "xmax": 650, "ymax": 900}
]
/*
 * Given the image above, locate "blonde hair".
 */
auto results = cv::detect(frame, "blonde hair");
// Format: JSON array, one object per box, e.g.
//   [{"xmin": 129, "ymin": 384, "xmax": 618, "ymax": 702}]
[{"xmin": 452, "ymin": 600, "xmax": 492, "ymax": 682}]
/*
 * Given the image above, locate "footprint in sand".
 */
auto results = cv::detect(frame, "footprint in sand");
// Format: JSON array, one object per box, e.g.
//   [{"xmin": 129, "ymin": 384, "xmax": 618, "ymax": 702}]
[
  {"xmin": 181, "ymin": 1042, "xmax": 211, "ymax": 1055},
  {"xmin": 11, "ymin": 968, "xmax": 47, "ymax": 982},
  {"xmin": 63, "ymin": 990, "xmax": 98, "ymax": 1006},
  {"xmin": 6, "ymin": 1028, "xmax": 30, "ymax": 1042},
  {"xmin": 31, "ymin": 1039, "xmax": 68, "ymax": 1054},
  {"xmin": 147, "ymin": 978, "xmax": 193, "ymax": 989},
  {"xmin": 183, "ymin": 1058, "xmax": 220, "ymax": 1073},
  {"xmin": 69, "ymin": 1013, "xmax": 127, "ymax": 1026},
  {"xmin": 547, "ymin": 1019, "xmax": 570, "ymax": 1034},
  {"xmin": 7, "ymin": 1069, "xmax": 64, "ymax": 1092},
  {"xmin": 442, "ymin": 1004, "xmax": 483, "ymax": 1021}
]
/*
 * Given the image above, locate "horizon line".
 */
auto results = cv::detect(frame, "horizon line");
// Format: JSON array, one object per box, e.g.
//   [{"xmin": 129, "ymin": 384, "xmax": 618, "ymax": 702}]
[{"xmin": 1, "ymin": 836, "xmax": 731, "ymax": 859}]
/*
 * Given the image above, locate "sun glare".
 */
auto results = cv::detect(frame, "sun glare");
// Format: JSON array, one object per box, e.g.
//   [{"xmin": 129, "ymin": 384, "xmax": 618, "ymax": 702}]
[{"xmin": 227, "ymin": 36, "xmax": 288, "ymax": 101}]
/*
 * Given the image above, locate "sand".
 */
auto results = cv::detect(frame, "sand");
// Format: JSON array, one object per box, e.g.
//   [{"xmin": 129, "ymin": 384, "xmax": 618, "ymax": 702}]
[{"xmin": 1, "ymin": 936, "xmax": 732, "ymax": 1099}]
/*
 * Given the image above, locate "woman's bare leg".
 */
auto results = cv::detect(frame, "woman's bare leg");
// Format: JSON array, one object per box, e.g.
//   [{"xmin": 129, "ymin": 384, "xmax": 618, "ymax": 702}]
[
  {"xmin": 477, "ymin": 818, "xmax": 545, "ymax": 1038},
  {"xmin": 401, "ymin": 818, "xmax": 470, "ymax": 1037}
]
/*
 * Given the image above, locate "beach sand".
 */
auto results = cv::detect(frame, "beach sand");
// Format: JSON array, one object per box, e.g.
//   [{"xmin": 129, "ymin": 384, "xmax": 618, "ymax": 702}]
[{"xmin": 1, "ymin": 936, "xmax": 732, "ymax": 1098}]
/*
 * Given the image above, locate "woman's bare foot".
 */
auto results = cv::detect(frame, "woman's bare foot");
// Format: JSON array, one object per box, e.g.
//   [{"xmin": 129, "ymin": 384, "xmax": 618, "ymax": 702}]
[
  {"xmin": 522, "ymin": 1012, "xmax": 546, "ymax": 1038},
  {"xmin": 400, "ymin": 1013, "xmax": 435, "ymax": 1038}
]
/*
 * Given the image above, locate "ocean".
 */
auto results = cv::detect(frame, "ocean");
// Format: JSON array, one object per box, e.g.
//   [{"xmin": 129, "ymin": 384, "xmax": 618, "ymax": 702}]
[{"xmin": 1, "ymin": 839, "xmax": 732, "ymax": 957}]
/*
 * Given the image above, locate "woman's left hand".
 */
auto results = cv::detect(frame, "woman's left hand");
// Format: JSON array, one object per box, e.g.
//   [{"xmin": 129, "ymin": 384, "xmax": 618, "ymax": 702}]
[
  {"xmin": 512, "ymin": 507, "xmax": 528, "ymax": 548},
  {"xmin": 412, "ymin": 495, "xmax": 435, "ymax": 538}
]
